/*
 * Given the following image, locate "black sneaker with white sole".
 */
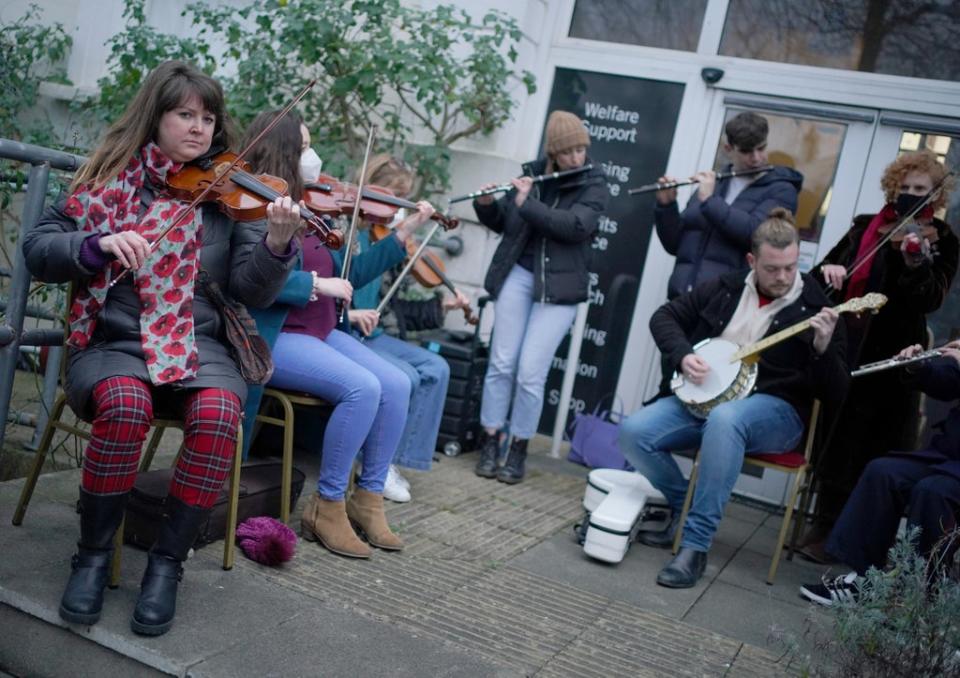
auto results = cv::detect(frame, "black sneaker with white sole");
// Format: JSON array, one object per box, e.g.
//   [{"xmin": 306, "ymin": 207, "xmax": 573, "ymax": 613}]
[{"xmin": 799, "ymin": 571, "xmax": 860, "ymax": 606}]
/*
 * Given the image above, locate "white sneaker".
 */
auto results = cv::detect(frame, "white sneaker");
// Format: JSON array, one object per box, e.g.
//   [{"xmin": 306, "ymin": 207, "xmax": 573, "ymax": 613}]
[
  {"xmin": 391, "ymin": 464, "xmax": 411, "ymax": 490},
  {"xmin": 383, "ymin": 465, "xmax": 411, "ymax": 503}
]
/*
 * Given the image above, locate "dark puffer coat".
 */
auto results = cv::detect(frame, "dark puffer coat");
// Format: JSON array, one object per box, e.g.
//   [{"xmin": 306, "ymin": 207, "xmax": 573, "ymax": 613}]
[
  {"xmin": 655, "ymin": 165, "xmax": 803, "ymax": 299},
  {"xmin": 474, "ymin": 158, "xmax": 608, "ymax": 305},
  {"xmin": 24, "ymin": 188, "xmax": 296, "ymax": 420}
]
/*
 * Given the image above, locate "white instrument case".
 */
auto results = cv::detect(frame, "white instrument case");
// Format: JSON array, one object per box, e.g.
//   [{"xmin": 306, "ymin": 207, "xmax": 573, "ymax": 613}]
[{"xmin": 579, "ymin": 468, "xmax": 669, "ymax": 563}]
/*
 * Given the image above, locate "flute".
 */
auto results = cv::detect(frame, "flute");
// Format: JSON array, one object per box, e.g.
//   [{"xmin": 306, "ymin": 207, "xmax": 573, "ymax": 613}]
[
  {"xmin": 627, "ymin": 165, "xmax": 773, "ymax": 196},
  {"xmin": 852, "ymin": 349, "xmax": 943, "ymax": 377},
  {"xmin": 448, "ymin": 164, "xmax": 593, "ymax": 204}
]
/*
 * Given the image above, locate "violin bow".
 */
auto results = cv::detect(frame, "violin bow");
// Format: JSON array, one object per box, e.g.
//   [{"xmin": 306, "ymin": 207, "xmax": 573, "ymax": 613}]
[
  {"xmin": 824, "ymin": 170, "xmax": 956, "ymax": 296},
  {"xmin": 109, "ymin": 79, "xmax": 318, "ymax": 288},
  {"xmin": 338, "ymin": 125, "xmax": 377, "ymax": 322},
  {"xmin": 376, "ymin": 220, "xmax": 445, "ymax": 317}
]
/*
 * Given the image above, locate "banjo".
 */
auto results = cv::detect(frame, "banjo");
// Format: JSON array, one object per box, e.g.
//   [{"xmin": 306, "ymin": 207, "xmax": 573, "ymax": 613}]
[{"xmin": 671, "ymin": 292, "xmax": 887, "ymax": 418}]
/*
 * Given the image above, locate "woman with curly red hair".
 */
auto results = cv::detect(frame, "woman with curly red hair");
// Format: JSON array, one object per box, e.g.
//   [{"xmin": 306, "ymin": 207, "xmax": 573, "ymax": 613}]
[{"xmin": 799, "ymin": 149, "xmax": 958, "ymax": 562}]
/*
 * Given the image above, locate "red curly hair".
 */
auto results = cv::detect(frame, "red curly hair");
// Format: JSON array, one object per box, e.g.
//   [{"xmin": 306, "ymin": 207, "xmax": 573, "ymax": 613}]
[{"xmin": 880, "ymin": 149, "xmax": 954, "ymax": 210}]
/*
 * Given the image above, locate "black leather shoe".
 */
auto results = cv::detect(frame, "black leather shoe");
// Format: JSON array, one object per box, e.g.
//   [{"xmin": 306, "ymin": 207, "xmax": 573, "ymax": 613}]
[
  {"xmin": 497, "ymin": 438, "xmax": 528, "ymax": 484},
  {"xmin": 475, "ymin": 431, "xmax": 500, "ymax": 478},
  {"xmin": 131, "ymin": 497, "xmax": 209, "ymax": 636},
  {"xmin": 637, "ymin": 513, "xmax": 681, "ymax": 549},
  {"xmin": 656, "ymin": 547, "xmax": 707, "ymax": 588},
  {"xmin": 59, "ymin": 489, "xmax": 127, "ymax": 625}
]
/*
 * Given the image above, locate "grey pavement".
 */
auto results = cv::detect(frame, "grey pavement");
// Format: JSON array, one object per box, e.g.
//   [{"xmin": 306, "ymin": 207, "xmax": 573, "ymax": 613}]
[{"xmin": 0, "ymin": 429, "xmax": 830, "ymax": 677}]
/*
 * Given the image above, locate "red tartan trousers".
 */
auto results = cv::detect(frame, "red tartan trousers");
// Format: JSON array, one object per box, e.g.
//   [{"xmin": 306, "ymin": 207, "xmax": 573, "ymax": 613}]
[{"xmin": 82, "ymin": 376, "xmax": 241, "ymax": 509}]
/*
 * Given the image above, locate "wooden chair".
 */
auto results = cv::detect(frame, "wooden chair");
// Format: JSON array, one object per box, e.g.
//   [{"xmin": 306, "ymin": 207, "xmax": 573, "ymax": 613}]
[
  {"xmin": 11, "ymin": 386, "xmax": 244, "ymax": 580},
  {"xmin": 671, "ymin": 400, "xmax": 821, "ymax": 584}
]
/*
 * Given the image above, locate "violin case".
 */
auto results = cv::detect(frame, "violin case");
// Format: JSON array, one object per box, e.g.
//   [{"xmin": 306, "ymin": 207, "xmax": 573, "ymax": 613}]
[{"xmin": 576, "ymin": 468, "xmax": 670, "ymax": 563}]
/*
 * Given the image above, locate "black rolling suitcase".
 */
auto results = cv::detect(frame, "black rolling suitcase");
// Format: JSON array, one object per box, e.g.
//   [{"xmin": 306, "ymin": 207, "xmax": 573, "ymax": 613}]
[{"xmin": 420, "ymin": 298, "xmax": 489, "ymax": 456}]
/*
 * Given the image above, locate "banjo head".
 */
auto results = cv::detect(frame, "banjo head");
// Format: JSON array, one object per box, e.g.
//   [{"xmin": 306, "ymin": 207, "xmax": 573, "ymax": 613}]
[{"xmin": 672, "ymin": 338, "xmax": 744, "ymax": 405}]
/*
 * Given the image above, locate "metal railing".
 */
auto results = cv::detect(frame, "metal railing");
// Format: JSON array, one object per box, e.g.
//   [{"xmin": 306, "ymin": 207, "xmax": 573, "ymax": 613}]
[{"xmin": 0, "ymin": 139, "xmax": 86, "ymax": 453}]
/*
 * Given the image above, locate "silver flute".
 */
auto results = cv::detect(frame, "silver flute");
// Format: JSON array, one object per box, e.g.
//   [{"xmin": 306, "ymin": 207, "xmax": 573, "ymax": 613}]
[
  {"xmin": 852, "ymin": 349, "xmax": 943, "ymax": 377},
  {"xmin": 448, "ymin": 165, "xmax": 594, "ymax": 204}
]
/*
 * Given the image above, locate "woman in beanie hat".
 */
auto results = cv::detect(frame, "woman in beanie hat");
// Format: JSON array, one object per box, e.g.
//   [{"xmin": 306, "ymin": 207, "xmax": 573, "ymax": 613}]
[{"xmin": 472, "ymin": 110, "xmax": 608, "ymax": 483}]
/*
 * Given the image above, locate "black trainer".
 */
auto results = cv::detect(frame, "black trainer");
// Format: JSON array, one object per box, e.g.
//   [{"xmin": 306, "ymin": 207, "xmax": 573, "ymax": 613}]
[
  {"xmin": 475, "ymin": 431, "xmax": 500, "ymax": 478},
  {"xmin": 799, "ymin": 572, "xmax": 859, "ymax": 607}
]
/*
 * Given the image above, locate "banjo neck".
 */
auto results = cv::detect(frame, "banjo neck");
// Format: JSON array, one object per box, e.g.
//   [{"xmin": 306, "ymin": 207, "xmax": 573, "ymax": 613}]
[{"xmin": 730, "ymin": 292, "xmax": 887, "ymax": 364}]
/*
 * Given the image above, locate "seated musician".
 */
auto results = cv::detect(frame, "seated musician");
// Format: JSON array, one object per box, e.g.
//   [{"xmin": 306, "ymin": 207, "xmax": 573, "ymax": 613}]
[
  {"xmin": 239, "ymin": 110, "xmax": 435, "ymax": 559},
  {"xmin": 23, "ymin": 61, "xmax": 301, "ymax": 635},
  {"xmin": 800, "ymin": 340, "xmax": 960, "ymax": 605},
  {"xmin": 619, "ymin": 208, "xmax": 847, "ymax": 588},
  {"xmin": 654, "ymin": 111, "xmax": 803, "ymax": 299},
  {"xmin": 347, "ymin": 154, "xmax": 470, "ymax": 503}
]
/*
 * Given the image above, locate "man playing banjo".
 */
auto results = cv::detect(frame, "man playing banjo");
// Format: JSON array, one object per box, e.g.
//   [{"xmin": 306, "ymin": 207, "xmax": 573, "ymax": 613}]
[{"xmin": 619, "ymin": 208, "xmax": 848, "ymax": 588}]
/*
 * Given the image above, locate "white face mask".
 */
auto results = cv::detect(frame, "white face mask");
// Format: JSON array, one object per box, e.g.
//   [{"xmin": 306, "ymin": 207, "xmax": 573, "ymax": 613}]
[{"xmin": 300, "ymin": 148, "xmax": 323, "ymax": 183}]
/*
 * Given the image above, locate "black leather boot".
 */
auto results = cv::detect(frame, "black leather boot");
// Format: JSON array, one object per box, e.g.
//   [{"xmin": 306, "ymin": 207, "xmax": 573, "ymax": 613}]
[
  {"xmin": 474, "ymin": 430, "xmax": 500, "ymax": 479},
  {"xmin": 497, "ymin": 438, "xmax": 528, "ymax": 484},
  {"xmin": 637, "ymin": 512, "xmax": 682, "ymax": 549},
  {"xmin": 131, "ymin": 496, "xmax": 209, "ymax": 636},
  {"xmin": 59, "ymin": 489, "xmax": 128, "ymax": 625},
  {"xmin": 656, "ymin": 547, "xmax": 707, "ymax": 588}
]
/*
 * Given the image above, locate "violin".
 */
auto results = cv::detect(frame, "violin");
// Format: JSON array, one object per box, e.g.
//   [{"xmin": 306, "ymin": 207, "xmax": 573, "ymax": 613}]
[
  {"xmin": 166, "ymin": 151, "xmax": 344, "ymax": 249},
  {"xmin": 303, "ymin": 174, "xmax": 459, "ymax": 230},
  {"xmin": 369, "ymin": 221, "xmax": 479, "ymax": 326}
]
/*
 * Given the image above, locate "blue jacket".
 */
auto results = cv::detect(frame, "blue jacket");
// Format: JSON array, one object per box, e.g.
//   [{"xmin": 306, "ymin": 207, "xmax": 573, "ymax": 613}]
[
  {"xmin": 655, "ymin": 165, "xmax": 803, "ymax": 299},
  {"xmin": 240, "ymin": 233, "xmax": 406, "ymax": 456}
]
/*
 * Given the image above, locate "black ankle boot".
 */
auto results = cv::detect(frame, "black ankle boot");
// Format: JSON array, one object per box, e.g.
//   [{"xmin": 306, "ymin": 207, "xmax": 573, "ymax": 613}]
[
  {"xmin": 131, "ymin": 496, "xmax": 209, "ymax": 636},
  {"xmin": 59, "ymin": 489, "xmax": 128, "ymax": 625},
  {"xmin": 637, "ymin": 512, "xmax": 682, "ymax": 549},
  {"xmin": 497, "ymin": 438, "xmax": 528, "ymax": 484},
  {"xmin": 656, "ymin": 547, "xmax": 707, "ymax": 588},
  {"xmin": 475, "ymin": 430, "xmax": 500, "ymax": 479}
]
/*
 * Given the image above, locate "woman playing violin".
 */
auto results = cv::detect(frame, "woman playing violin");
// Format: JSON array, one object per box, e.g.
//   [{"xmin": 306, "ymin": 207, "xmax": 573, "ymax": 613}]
[
  {"xmin": 239, "ymin": 110, "xmax": 434, "ymax": 558},
  {"xmin": 472, "ymin": 110, "xmax": 608, "ymax": 484},
  {"xmin": 23, "ymin": 61, "xmax": 301, "ymax": 636},
  {"xmin": 801, "ymin": 149, "xmax": 958, "ymax": 562},
  {"xmin": 347, "ymin": 154, "xmax": 470, "ymax": 502}
]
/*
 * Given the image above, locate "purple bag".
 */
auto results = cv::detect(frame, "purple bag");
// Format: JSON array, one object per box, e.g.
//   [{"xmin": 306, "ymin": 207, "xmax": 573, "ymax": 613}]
[{"xmin": 566, "ymin": 396, "xmax": 633, "ymax": 471}]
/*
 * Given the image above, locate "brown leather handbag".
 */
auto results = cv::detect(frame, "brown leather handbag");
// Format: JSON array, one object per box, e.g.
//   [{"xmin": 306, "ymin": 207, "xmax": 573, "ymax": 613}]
[{"xmin": 198, "ymin": 270, "xmax": 274, "ymax": 385}]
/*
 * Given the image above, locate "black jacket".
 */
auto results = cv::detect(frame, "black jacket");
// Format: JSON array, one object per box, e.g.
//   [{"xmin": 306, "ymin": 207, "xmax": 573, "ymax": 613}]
[
  {"xmin": 898, "ymin": 357, "xmax": 960, "ymax": 481},
  {"xmin": 474, "ymin": 158, "xmax": 608, "ymax": 305},
  {"xmin": 24, "ymin": 189, "xmax": 295, "ymax": 420},
  {"xmin": 649, "ymin": 270, "xmax": 848, "ymax": 420},
  {"xmin": 655, "ymin": 165, "xmax": 803, "ymax": 299}
]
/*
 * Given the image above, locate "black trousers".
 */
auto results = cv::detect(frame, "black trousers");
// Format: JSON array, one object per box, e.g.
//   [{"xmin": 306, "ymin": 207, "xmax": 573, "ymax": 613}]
[{"xmin": 825, "ymin": 455, "xmax": 960, "ymax": 575}]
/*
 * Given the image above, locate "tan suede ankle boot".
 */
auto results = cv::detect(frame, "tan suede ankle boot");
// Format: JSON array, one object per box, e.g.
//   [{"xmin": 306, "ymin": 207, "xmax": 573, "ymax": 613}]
[
  {"xmin": 301, "ymin": 493, "xmax": 371, "ymax": 559},
  {"xmin": 346, "ymin": 488, "xmax": 404, "ymax": 551}
]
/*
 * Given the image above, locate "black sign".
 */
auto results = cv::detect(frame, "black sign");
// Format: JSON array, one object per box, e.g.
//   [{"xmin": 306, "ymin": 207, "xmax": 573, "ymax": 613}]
[{"xmin": 538, "ymin": 68, "xmax": 685, "ymax": 433}]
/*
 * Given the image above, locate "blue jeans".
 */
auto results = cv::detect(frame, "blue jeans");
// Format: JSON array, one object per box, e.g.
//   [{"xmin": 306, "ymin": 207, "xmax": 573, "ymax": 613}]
[
  {"xmin": 365, "ymin": 333, "xmax": 450, "ymax": 471},
  {"xmin": 619, "ymin": 394, "xmax": 803, "ymax": 552},
  {"xmin": 269, "ymin": 329, "xmax": 411, "ymax": 500},
  {"xmin": 480, "ymin": 265, "xmax": 578, "ymax": 439}
]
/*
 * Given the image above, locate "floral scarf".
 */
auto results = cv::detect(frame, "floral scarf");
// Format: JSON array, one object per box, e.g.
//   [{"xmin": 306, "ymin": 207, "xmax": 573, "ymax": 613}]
[{"xmin": 64, "ymin": 142, "xmax": 202, "ymax": 385}]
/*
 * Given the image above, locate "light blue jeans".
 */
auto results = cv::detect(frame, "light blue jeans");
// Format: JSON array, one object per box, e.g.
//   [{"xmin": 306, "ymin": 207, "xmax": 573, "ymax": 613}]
[
  {"xmin": 269, "ymin": 329, "xmax": 411, "ymax": 500},
  {"xmin": 480, "ymin": 265, "xmax": 578, "ymax": 440},
  {"xmin": 366, "ymin": 333, "xmax": 450, "ymax": 471},
  {"xmin": 619, "ymin": 394, "xmax": 803, "ymax": 552}
]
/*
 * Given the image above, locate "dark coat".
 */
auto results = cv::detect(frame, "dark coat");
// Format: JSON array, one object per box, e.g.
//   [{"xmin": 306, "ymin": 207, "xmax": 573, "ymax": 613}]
[
  {"xmin": 649, "ymin": 270, "xmax": 848, "ymax": 422},
  {"xmin": 655, "ymin": 165, "xmax": 803, "ymax": 299},
  {"xmin": 896, "ymin": 357, "xmax": 960, "ymax": 481},
  {"xmin": 474, "ymin": 158, "xmax": 608, "ymax": 305},
  {"xmin": 24, "ymin": 190, "xmax": 296, "ymax": 420}
]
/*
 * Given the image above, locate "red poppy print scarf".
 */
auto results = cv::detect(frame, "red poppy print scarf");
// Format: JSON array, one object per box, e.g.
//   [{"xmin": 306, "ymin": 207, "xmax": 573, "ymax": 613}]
[{"xmin": 63, "ymin": 142, "xmax": 201, "ymax": 385}]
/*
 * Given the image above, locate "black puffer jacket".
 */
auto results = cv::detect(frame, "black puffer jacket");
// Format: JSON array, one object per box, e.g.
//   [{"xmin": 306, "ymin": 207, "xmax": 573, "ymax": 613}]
[
  {"xmin": 650, "ymin": 270, "xmax": 848, "ymax": 422},
  {"xmin": 24, "ymin": 187, "xmax": 295, "ymax": 420},
  {"xmin": 474, "ymin": 158, "xmax": 608, "ymax": 305},
  {"xmin": 655, "ymin": 165, "xmax": 803, "ymax": 299}
]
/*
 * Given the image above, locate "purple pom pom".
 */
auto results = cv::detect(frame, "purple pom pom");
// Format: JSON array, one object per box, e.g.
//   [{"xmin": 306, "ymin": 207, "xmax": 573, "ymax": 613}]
[{"xmin": 235, "ymin": 516, "xmax": 297, "ymax": 566}]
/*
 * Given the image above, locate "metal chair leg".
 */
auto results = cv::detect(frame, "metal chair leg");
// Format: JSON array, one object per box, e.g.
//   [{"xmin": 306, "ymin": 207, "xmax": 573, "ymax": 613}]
[
  {"xmin": 278, "ymin": 396, "xmax": 295, "ymax": 524},
  {"xmin": 672, "ymin": 454, "xmax": 700, "ymax": 555},
  {"xmin": 12, "ymin": 394, "xmax": 68, "ymax": 526},
  {"xmin": 139, "ymin": 426, "xmax": 167, "ymax": 472},
  {"xmin": 222, "ymin": 429, "xmax": 243, "ymax": 571},
  {"xmin": 787, "ymin": 470, "xmax": 816, "ymax": 562},
  {"xmin": 109, "ymin": 516, "xmax": 124, "ymax": 588}
]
